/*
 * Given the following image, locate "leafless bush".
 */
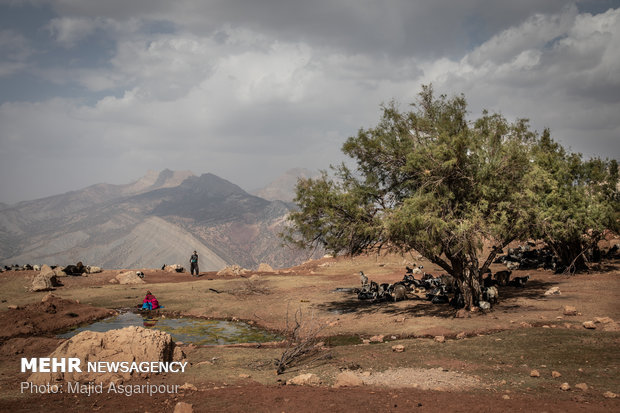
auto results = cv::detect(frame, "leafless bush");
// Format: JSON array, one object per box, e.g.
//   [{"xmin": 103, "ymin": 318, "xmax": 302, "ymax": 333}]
[{"xmin": 275, "ymin": 305, "xmax": 330, "ymax": 374}]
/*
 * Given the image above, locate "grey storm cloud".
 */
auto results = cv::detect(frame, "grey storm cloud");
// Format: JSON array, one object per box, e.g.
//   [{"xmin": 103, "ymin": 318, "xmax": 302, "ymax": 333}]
[{"xmin": 0, "ymin": 0, "xmax": 618, "ymax": 204}]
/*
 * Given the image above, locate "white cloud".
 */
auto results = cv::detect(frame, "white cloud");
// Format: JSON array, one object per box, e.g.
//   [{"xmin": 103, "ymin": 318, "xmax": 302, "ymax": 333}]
[
  {"xmin": 421, "ymin": 6, "xmax": 620, "ymax": 158},
  {"xmin": 0, "ymin": 29, "xmax": 32, "ymax": 76}
]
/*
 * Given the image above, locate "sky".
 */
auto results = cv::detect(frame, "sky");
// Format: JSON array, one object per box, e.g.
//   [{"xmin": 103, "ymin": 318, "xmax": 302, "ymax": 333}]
[{"xmin": 0, "ymin": 0, "xmax": 619, "ymax": 204}]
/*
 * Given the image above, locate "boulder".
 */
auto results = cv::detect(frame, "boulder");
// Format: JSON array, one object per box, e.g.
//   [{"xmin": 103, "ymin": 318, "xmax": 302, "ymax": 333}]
[
  {"xmin": 28, "ymin": 326, "xmax": 175, "ymax": 385},
  {"xmin": 164, "ymin": 264, "xmax": 185, "ymax": 273},
  {"xmin": 392, "ymin": 344, "xmax": 405, "ymax": 352},
  {"xmin": 286, "ymin": 373, "xmax": 321, "ymax": 386},
  {"xmin": 116, "ymin": 271, "xmax": 145, "ymax": 285},
  {"xmin": 257, "ymin": 263, "xmax": 274, "ymax": 272},
  {"xmin": 174, "ymin": 402, "xmax": 194, "ymax": 413},
  {"xmin": 544, "ymin": 287, "xmax": 561, "ymax": 296},
  {"xmin": 530, "ymin": 370, "xmax": 540, "ymax": 377},
  {"xmin": 39, "ymin": 265, "xmax": 55, "ymax": 277},
  {"xmin": 333, "ymin": 371, "xmax": 363, "ymax": 388},
  {"xmin": 369, "ymin": 335, "xmax": 384, "ymax": 343},
  {"xmin": 563, "ymin": 306, "xmax": 578, "ymax": 316},
  {"xmin": 552, "ymin": 371, "xmax": 562, "ymax": 378},
  {"xmin": 217, "ymin": 265, "xmax": 250, "ymax": 276},
  {"xmin": 434, "ymin": 336, "xmax": 446, "ymax": 343},
  {"xmin": 575, "ymin": 383, "xmax": 588, "ymax": 391},
  {"xmin": 582, "ymin": 321, "xmax": 596, "ymax": 329},
  {"xmin": 53, "ymin": 268, "xmax": 67, "ymax": 277},
  {"xmin": 31, "ymin": 272, "xmax": 59, "ymax": 292}
]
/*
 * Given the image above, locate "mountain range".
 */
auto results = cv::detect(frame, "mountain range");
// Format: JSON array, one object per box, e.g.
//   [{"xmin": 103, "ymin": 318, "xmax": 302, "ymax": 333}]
[{"xmin": 0, "ymin": 169, "xmax": 319, "ymax": 270}]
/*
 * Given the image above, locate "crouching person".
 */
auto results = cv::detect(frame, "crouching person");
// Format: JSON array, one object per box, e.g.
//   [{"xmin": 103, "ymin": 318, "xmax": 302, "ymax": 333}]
[{"xmin": 142, "ymin": 290, "xmax": 159, "ymax": 310}]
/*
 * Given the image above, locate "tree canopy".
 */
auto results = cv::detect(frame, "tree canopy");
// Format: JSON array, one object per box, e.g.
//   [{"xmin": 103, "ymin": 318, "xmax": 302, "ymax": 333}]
[{"xmin": 285, "ymin": 85, "xmax": 618, "ymax": 309}]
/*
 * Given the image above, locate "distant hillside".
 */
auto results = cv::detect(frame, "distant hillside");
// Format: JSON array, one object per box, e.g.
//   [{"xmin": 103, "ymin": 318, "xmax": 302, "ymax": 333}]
[
  {"xmin": 252, "ymin": 168, "xmax": 319, "ymax": 202},
  {"xmin": 0, "ymin": 170, "xmax": 319, "ymax": 270}
]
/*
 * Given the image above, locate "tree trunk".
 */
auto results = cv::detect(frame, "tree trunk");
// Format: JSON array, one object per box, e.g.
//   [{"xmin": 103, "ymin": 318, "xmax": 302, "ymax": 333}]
[
  {"xmin": 458, "ymin": 267, "xmax": 483, "ymax": 310},
  {"xmin": 551, "ymin": 240, "xmax": 588, "ymax": 273}
]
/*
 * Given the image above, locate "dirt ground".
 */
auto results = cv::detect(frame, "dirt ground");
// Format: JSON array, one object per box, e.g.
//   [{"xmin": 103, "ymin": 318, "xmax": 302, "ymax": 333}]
[{"xmin": 0, "ymin": 254, "xmax": 619, "ymax": 412}]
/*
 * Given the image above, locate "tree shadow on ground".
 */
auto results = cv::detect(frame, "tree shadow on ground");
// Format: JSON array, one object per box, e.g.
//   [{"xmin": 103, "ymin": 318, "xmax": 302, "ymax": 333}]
[
  {"xmin": 316, "ymin": 294, "xmax": 456, "ymax": 318},
  {"xmin": 319, "ymin": 278, "xmax": 561, "ymax": 319},
  {"xmin": 498, "ymin": 279, "xmax": 556, "ymax": 300}
]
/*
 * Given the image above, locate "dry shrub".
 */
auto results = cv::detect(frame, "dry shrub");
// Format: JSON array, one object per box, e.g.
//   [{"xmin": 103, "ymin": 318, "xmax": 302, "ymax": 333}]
[{"xmin": 275, "ymin": 305, "xmax": 330, "ymax": 374}]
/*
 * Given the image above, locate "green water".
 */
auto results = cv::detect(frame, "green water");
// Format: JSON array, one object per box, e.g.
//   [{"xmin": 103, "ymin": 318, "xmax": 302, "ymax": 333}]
[{"xmin": 58, "ymin": 312, "xmax": 282, "ymax": 345}]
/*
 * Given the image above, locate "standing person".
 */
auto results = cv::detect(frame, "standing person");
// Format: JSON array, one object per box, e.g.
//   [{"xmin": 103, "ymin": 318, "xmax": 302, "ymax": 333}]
[{"xmin": 190, "ymin": 250, "xmax": 199, "ymax": 276}]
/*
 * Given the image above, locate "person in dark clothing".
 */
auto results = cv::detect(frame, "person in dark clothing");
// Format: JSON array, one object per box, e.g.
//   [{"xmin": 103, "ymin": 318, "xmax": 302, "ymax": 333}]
[{"xmin": 190, "ymin": 250, "xmax": 199, "ymax": 276}]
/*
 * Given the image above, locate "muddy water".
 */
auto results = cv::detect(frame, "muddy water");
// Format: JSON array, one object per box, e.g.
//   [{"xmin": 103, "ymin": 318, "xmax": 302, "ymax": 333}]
[{"xmin": 58, "ymin": 312, "xmax": 282, "ymax": 345}]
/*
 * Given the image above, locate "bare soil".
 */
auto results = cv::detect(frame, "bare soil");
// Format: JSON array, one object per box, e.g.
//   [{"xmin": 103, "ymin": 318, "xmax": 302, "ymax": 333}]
[{"xmin": 0, "ymin": 254, "xmax": 619, "ymax": 412}]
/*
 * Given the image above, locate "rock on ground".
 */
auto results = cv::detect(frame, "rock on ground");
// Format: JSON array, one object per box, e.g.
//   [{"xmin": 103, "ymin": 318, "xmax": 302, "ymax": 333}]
[
  {"xmin": 287, "ymin": 373, "xmax": 321, "ymax": 386},
  {"xmin": 174, "ymin": 402, "xmax": 194, "ymax": 413},
  {"xmin": 217, "ymin": 265, "xmax": 250, "ymax": 276},
  {"xmin": 544, "ymin": 287, "xmax": 561, "ymax": 296},
  {"xmin": 563, "ymin": 306, "xmax": 578, "ymax": 316},
  {"xmin": 115, "ymin": 271, "xmax": 145, "ymax": 285},
  {"xmin": 333, "ymin": 371, "xmax": 364, "ymax": 388},
  {"xmin": 31, "ymin": 272, "xmax": 59, "ymax": 292},
  {"xmin": 28, "ymin": 326, "xmax": 175, "ymax": 385},
  {"xmin": 257, "ymin": 263, "xmax": 274, "ymax": 272}
]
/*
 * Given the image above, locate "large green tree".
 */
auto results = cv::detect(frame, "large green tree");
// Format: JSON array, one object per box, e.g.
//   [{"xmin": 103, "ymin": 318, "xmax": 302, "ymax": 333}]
[
  {"xmin": 286, "ymin": 85, "xmax": 616, "ymax": 308},
  {"xmin": 530, "ymin": 132, "xmax": 619, "ymax": 272}
]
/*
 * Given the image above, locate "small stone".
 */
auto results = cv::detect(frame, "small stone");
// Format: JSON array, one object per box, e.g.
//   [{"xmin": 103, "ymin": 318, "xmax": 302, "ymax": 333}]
[
  {"xmin": 369, "ymin": 335, "xmax": 384, "ymax": 343},
  {"xmin": 7, "ymin": 304, "xmax": 18, "ymax": 310},
  {"xmin": 174, "ymin": 402, "xmax": 193, "ymax": 413},
  {"xmin": 391, "ymin": 344, "xmax": 405, "ymax": 352},
  {"xmin": 362, "ymin": 339, "xmax": 370, "ymax": 345},
  {"xmin": 238, "ymin": 374, "xmax": 250, "ymax": 378},
  {"xmin": 502, "ymin": 395, "xmax": 510, "ymax": 400},
  {"xmin": 519, "ymin": 322, "xmax": 532, "ymax": 328},
  {"xmin": 454, "ymin": 309, "xmax": 470, "ymax": 318},
  {"xmin": 552, "ymin": 371, "xmax": 562, "ymax": 378},
  {"xmin": 544, "ymin": 287, "xmax": 561, "ymax": 296},
  {"xmin": 560, "ymin": 383, "xmax": 571, "ymax": 391},
  {"xmin": 582, "ymin": 321, "xmax": 596, "ymax": 329},
  {"xmin": 395, "ymin": 316, "xmax": 406, "ymax": 323},
  {"xmin": 179, "ymin": 383, "xmax": 197, "ymax": 391},
  {"xmin": 434, "ymin": 335, "xmax": 445, "ymax": 343},
  {"xmin": 603, "ymin": 391, "xmax": 617, "ymax": 398},
  {"xmin": 530, "ymin": 370, "xmax": 540, "ymax": 377},
  {"xmin": 456, "ymin": 332, "xmax": 467, "ymax": 340},
  {"xmin": 361, "ymin": 371, "xmax": 371, "ymax": 377},
  {"xmin": 575, "ymin": 383, "xmax": 588, "ymax": 391},
  {"xmin": 563, "ymin": 306, "xmax": 578, "ymax": 316},
  {"xmin": 593, "ymin": 317, "xmax": 614, "ymax": 324}
]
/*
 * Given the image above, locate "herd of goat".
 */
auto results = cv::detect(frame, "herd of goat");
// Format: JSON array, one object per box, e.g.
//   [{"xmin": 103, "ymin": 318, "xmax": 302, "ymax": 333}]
[
  {"xmin": 356, "ymin": 266, "xmax": 529, "ymax": 309},
  {"xmin": 354, "ymin": 243, "xmax": 560, "ymax": 309}
]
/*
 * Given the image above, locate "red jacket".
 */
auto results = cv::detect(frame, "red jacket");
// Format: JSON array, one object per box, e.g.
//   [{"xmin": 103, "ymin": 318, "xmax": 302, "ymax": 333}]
[{"xmin": 143, "ymin": 294, "xmax": 159, "ymax": 309}]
